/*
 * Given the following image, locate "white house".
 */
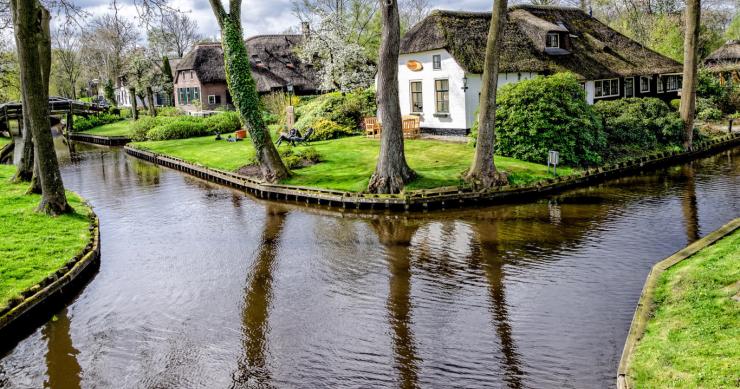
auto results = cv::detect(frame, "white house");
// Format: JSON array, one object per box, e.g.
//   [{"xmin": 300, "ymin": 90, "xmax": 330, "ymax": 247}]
[{"xmin": 397, "ymin": 5, "xmax": 684, "ymax": 135}]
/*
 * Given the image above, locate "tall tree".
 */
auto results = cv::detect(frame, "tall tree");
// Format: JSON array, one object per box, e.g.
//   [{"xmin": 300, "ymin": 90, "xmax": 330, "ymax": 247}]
[
  {"xmin": 147, "ymin": 10, "xmax": 202, "ymax": 58},
  {"xmin": 11, "ymin": 0, "xmax": 71, "ymax": 214},
  {"xmin": 680, "ymin": 0, "xmax": 701, "ymax": 149},
  {"xmin": 466, "ymin": 0, "xmax": 508, "ymax": 189},
  {"xmin": 208, "ymin": 0, "xmax": 289, "ymax": 182},
  {"xmin": 52, "ymin": 24, "xmax": 82, "ymax": 99},
  {"xmin": 367, "ymin": 0, "xmax": 415, "ymax": 194},
  {"xmin": 80, "ymin": 1, "xmax": 138, "ymax": 86},
  {"xmin": 161, "ymin": 55, "xmax": 174, "ymax": 105}
]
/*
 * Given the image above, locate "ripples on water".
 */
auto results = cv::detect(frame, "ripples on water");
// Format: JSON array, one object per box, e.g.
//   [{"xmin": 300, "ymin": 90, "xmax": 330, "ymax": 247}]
[{"xmin": 0, "ymin": 142, "xmax": 738, "ymax": 388}]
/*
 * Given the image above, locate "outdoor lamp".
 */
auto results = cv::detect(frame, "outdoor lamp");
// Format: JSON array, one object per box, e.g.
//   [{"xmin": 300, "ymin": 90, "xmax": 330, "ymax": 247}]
[{"xmin": 462, "ymin": 76, "xmax": 469, "ymax": 91}]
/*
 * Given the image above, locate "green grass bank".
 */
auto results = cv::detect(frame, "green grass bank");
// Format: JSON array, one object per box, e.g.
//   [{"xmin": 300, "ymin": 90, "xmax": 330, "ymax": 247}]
[
  {"xmin": 132, "ymin": 135, "xmax": 575, "ymax": 192},
  {"xmin": 0, "ymin": 165, "xmax": 93, "ymax": 308},
  {"xmin": 629, "ymin": 229, "xmax": 740, "ymax": 388},
  {"xmin": 80, "ymin": 120, "xmax": 132, "ymax": 137}
]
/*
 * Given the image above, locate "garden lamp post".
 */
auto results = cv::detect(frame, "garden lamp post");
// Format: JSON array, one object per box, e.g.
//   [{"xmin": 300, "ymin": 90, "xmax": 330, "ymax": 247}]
[
  {"xmin": 462, "ymin": 76, "xmax": 469, "ymax": 92},
  {"xmin": 287, "ymin": 83, "xmax": 294, "ymax": 105},
  {"xmin": 286, "ymin": 83, "xmax": 295, "ymax": 128}
]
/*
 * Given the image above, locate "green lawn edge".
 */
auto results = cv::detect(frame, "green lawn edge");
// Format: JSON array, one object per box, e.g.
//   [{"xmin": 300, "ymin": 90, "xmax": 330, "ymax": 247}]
[
  {"xmin": 80, "ymin": 120, "xmax": 132, "ymax": 137},
  {"xmin": 0, "ymin": 165, "xmax": 93, "ymax": 308},
  {"xmin": 629, "ymin": 229, "xmax": 740, "ymax": 388},
  {"xmin": 131, "ymin": 135, "xmax": 574, "ymax": 192}
]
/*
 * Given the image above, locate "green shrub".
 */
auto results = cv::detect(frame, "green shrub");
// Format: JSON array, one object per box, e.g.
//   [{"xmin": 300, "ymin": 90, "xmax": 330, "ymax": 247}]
[
  {"xmin": 697, "ymin": 107, "xmax": 723, "ymax": 121},
  {"xmin": 294, "ymin": 88, "xmax": 375, "ymax": 131},
  {"xmin": 145, "ymin": 117, "xmax": 209, "ymax": 141},
  {"xmin": 204, "ymin": 112, "xmax": 241, "ymax": 134},
  {"xmin": 278, "ymin": 147, "xmax": 322, "ymax": 169},
  {"xmin": 156, "ymin": 107, "xmax": 183, "ymax": 116},
  {"xmin": 119, "ymin": 108, "xmax": 131, "ymax": 118},
  {"xmin": 73, "ymin": 113, "xmax": 124, "ymax": 132},
  {"xmin": 593, "ymin": 97, "xmax": 683, "ymax": 160},
  {"xmin": 670, "ymin": 99, "xmax": 681, "ymax": 111},
  {"xmin": 130, "ymin": 116, "xmax": 162, "ymax": 141},
  {"xmin": 494, "ymin": 73, "xmax": 605, "ymax": 166},
  {"xmin": 310, "ymin": 118, "xmax": 356, "ymax": 140}
]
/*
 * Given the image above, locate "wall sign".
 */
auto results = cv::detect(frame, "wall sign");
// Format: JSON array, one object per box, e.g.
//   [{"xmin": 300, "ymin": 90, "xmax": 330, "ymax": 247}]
[{"xmin": 406, "ymin": 60, "xmax": 423, "ymax": 72}]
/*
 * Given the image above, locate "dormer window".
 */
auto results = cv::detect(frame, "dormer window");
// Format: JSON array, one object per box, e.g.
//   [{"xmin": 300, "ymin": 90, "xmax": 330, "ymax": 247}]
[{"xmin": 546, "ymin": 32, "xmax": 560, "ymax": 48}]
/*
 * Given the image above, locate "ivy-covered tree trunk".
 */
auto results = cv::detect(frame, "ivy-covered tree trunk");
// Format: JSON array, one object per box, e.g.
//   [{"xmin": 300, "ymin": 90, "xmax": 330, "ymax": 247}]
[
  {"xmin": 11, "ymin": 0, "xmax": 71, "ymax": 214},
  {"xmin": 129, "ymin": 87, "xmax": 139, "ymax": 120},
  {"xmin": 680, "ymin": 0, "xmax": 700, "ymax": 150},
  {"xmin": 13, "ymin": 106, "xmax": 34, "ymax": 182},
  {"xmin": 367, "ymin": 0, "xmax": 415, "ymax": 194},
  {"xmin": 208, "ymin": 2, "xmax": 288, "ymax": 182},
  {"xmin": 466, "ymin": 0, "xmax": 509, "ymax": 189},
  {"xmin": 146, "ymin": 87, "xmax": 156, "ymax": 117}
]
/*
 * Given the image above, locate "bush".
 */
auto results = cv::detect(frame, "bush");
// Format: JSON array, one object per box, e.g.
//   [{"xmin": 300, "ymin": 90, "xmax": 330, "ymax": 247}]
[
  {"xmin": 697, "ymin": 107, "xmax": 723, "ymax": 121},
  {"xmin": 294, "ymin": 88, "xmax": 375, "ymax": 132},
  {"xmin": 493, "ymin": 73, "xmax": 605, "ymax": 166},
  {"xmin": 73, "ymin": 113, "xmax": 124, "ymax": 132},
  {"xmin": 156, "ymin": 107, "xmax": 183, "ymax": 116},
  {"xmin": 146, "ymin": 118, "xmax": 210, "ymax": 141},
  {"xmin": 261, "ymin": 91, "xmax": 300, "ymax": 125},
  {"xmin": 204, "ymin": 112, "xmax": 241, "ymax": 134},
  {"xmin": 670, "ymin": 99, "xmax": 681, "ymax": 111},
  {"xmin": 593, "ymin": 97, "xmax": 684, "ymax": 159},
  {"xmin": 310, "ymin": 118, "xmax": 356, "ymax": 140},
  {"xmin": 130, "ymin": 116, "xmax": 161, "ymax": 141},
  {"xmin": 278, "ymin": 147, "xmax": 322, "ymax": 169}
]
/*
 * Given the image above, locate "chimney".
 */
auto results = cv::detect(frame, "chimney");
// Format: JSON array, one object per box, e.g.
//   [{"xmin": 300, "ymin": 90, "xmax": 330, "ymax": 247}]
[{"xmin": 301, "ymin": 22, "xmax": 310, "ymax": 37}]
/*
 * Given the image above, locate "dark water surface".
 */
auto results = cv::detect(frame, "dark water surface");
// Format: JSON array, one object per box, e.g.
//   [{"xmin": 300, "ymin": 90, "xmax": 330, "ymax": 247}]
[{"xmin": 1, "ymin": 143, "xmax": 738, "ymax": 388}]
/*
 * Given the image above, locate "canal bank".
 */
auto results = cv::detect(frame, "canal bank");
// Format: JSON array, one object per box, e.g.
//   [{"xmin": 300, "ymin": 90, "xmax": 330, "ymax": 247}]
[
  {"xmin": 617, "ymin": 218, "xmax": 740, "ymax": 389},
  {"xmin": 125, "ymin": 133, "xmax": 740, "ymax": 211},
  {"xmin": 0, "ymin": 143, "xmax": 737, "ymax": 388},
  {"xmin": 0, "ymin": 165, "xmax": 100, "ymax": 346}
]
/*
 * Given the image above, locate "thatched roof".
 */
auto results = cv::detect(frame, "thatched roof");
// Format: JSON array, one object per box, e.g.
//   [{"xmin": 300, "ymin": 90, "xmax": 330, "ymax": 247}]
[
  {"xmin": 400, "ymin": 5, "xmax": 682, "ymax": 79},
  {"xmin": 704, "ymin": 40, "xmax": 740, "ymax": 72},
  {"xmin": 175, "ymin": 36, "xmax": 319, "ymax": 93}
]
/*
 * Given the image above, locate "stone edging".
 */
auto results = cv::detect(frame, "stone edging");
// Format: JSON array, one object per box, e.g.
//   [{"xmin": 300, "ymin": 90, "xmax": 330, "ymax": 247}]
[
  {"xmin": 0, "ymin": 207, "xmax": 101, "ymax": 338},
  {"xmin": 124, "ymin": 133, "xmax": 740, "ymax": 212},
  {"xmin": 616, "ymin": 217, "xmax": 740, "ymax": 389},
  {"xmin": 69, "ymin": 133, "xmax": 131, "ymax": 146}
]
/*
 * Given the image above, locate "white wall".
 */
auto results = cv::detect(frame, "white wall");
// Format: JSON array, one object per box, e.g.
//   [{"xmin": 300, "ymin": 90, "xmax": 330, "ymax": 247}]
[
  {"xmin": 584, "ymin": 81, "xmax": 595, "ymax": 105},
  {"xmin": 115, "ymin": 86, "xmax": 146, "ymax": 108},
  {"xmin": 398, "ymin": 49, "xmax": 538, "ymax": 132}
]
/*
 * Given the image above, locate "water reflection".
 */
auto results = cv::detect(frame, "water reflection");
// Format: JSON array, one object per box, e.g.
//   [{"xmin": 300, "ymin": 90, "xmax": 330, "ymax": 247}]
[
  {"xmin": 231, "ymin": 207, "xmax": 287, "ymax": 388},
  {"xmin": 372, "ymin": 218, "xmax": 422, "ymax": 389},
  {"xmin": 42, "ymin": 308, "xmax": 81, "ymax": 389},
  {"xmin": 681, "ymin": 164, "xmax": 700, "ymax": 242}
]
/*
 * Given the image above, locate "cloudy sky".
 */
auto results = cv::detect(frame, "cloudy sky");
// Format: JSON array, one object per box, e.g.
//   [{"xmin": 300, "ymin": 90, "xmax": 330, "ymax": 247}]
[{"xmin": 78, "ymin": 0, "xmax": 494, "ymax": 41}]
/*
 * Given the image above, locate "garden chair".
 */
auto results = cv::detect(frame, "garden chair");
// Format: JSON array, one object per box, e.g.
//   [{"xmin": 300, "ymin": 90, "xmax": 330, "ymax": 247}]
[
  {"xmin": 364, "ymin": 117, "xmax": 381, "ymax": 138},
  {"xmin": 402, "ymin": 116, "xmax": 420, "ymax": 139}
]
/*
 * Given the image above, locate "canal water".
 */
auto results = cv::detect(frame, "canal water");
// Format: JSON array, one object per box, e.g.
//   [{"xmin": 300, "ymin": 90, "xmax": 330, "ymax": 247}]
[{"xmin": 1, "ymin": 142, "xmax": 738, "ymax": 388}]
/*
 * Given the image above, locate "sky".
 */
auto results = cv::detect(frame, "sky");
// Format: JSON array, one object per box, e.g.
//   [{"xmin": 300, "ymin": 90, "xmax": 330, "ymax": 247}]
[{"xmin": 76, "ymin": 0, "xmax": 495, "ymax": 41}]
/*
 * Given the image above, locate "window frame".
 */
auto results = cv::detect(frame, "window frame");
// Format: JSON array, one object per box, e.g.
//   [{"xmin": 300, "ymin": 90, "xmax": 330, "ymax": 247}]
[
  {"xmin": 546, "ymin": 32, "xmax": 560, "ymax": 48},
  {"xmin": 432, "ymin": 54, "xmax": 441, "ymax": 70},
  {"xmin": 640, "ymin": 76, "xmax": 651, "ymax": 93},
  {"xmin": 594, "ymin": 78, "xmax": 620, "ymax": 99},
  {"xmin": 434, "ymin": 78, "xmax": 449, "ymax": 113},
  {"xmin": 624, "ymin": 77, "xmax": 634, "ymax": 97},
  {"xmin": 208, "ymin": 95, "xmax": 216, "ymax": 105},
  {"xmin": 664, "ymin": 75, "xmax": 682, "ymax": 92},
  {"xmin": 410, "ymin": 81, "xmax": 423, "ymax": 113}
]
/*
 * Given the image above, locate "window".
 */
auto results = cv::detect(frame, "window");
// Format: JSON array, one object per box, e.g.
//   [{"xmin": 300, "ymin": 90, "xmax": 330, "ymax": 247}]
[
  {"xmin": 640, "ymin": 76, "xmax": 651, "ymax": 93},
  {"xmin": 410, "ymin": 81, "xmax": 423, "ymax": 113},
  {"xmin": 594, "ymin": 78, "xmax": 619, "ymax": 98},
  {"xmin": 624, "ymin": 77, "xmax": 634, "ymax": 97},
  {"xmin": 546, "ymin": 32, "xmax": 560, "ymax": 48},
  {"xmin": 208, "ymin": 95, "xmax": 216, "ymax": 105},
  {"xmin": 435, "ymin": 79, "xmax": 449, "ymax": 113},
  {"xmin": 177, "ymin": 87, "xmax": 201, "ymax": 105},
  {"xmin": 432, "ymin": 55, "xmax": 441, "ymax": 70},
  {"xmin": 664, "ymin": 75, "xmax": 682, "ymax": 92},
  {"xmin": 657, "ymin": 77, "xmax": 664, "ymax": 93}
]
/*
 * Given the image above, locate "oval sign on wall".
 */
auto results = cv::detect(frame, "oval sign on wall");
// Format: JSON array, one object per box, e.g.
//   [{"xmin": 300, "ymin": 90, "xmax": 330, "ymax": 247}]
[{"xmin": 406, "ymin": 60, "xmax": 423, "ymax": 72}]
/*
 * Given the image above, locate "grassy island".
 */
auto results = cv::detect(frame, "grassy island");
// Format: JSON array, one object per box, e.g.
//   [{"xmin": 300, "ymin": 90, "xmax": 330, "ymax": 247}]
[
  {"xmin": 0, "ymin": 165, "xmax": 93, "ymax": 307},
  {"xmin": 131, "ymin": 135, "xmax": 575, "ymax": 192},
  {"xmin": 629, "ymin": 228, "xmax": 740, "ymax": 388}
]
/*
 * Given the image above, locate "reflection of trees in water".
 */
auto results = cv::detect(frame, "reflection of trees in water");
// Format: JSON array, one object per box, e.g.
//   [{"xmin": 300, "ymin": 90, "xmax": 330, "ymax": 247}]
[
  {"xmin": 681, "ymin": 163, "xmax": 700, "ymax": 242},
  {"xmin": 231, "ymin": 207, "xmax": 287, "ymax": 389},
  {"xmin": 371, "ymin": 218, "xmax": 422, "ymax": 389},
  {"xmin": 43, "ymin": 308, "xmax": 82, "ymax": 389},
  {"xmin": 130, "ymin": 158, "xmax": 161, "ymax": 186}
]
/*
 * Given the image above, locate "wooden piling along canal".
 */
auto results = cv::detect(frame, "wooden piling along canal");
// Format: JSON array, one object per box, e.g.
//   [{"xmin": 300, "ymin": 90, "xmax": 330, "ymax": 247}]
[
  {"xmin": 123, "ymin": 133, "xmax": 740, "ymax": 211},
  {"xmin": 69, "ymin": 133, "xmax": 131, "ymax": 146}
]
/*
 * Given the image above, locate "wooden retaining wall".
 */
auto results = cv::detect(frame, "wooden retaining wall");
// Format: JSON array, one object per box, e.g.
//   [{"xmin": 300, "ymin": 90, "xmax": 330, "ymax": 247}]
[
  {"xmin": 0, "ymin": 211, "xmax": 101, "ymax": 346},
  {"xmin": 616, "ymin": 218, "xmax": 740, "ymax": 389},
  {"xmin": 69, "ymin": 133, "xmax": 131, "ymax": 146},
  {"xmin": 124, "ymin": 133, "xmax": 740, "ymax": 211}
]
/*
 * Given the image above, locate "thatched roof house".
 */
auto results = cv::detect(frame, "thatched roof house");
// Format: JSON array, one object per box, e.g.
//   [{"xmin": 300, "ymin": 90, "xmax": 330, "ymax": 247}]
[
  {"xmin": 174, "ymin": 35, "xmax": 319, "ymax": 111},
  {"xmin": 704, "ymin": 40, "xmax": 740, "ymax": 73},
  {"xmin": 396, "ymin": 5, "xmax": 684, "ymax": 135}
]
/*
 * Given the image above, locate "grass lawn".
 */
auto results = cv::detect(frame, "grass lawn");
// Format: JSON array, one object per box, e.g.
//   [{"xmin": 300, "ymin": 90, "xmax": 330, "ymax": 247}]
[
  {"xmin": 0, "ymin": 165, "xmax": 92, "ymax": 308},
  {"xmin": 132, "ymin": 135, "xmax": 574, "ymax": 192},
  {"xmin": 0, "ymin": 137, "xmax": 10, "ymax": 147},
  {"xmin": 629, "ymin": 229, "xmax": 740, "ymax": 388},
  {"xmin": 81, "ymin": 120, "xmax": 132, "ymax": 137}
]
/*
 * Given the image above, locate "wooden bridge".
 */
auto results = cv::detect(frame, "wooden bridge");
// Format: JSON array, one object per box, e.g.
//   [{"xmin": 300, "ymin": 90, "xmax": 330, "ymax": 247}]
[{"xmin": 0, "ymin": 97, "xmax": 106, "ymax": 133}]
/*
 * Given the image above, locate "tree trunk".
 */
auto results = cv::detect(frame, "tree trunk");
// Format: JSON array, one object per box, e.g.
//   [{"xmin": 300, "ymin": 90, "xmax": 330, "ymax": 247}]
[
  {"xmin": 27, "ymin": 157, "xmax": 41, "ymax": 194},
  {"xmin": 13, "ymin": 107, "xmax": 34, "ymax": 182},
  {"xmin": 218, "ymin": 15, "xmax": 288, "ymax": 182},
  {"xmin": 465, "ymin": 0, "xmax": 509, "ymax": 190},
  {"xmin": 680, "ymin": 0, "xmax": 700, "ymax": 150},
  {"xmin": 129, "ymin": 87, "xmax": 139, "ymax": 120},
  {"xmin": 367, "ymin": 0, "xmax": 415, "ymax": 194},
  {"xmin": 11, "ymin": 0, "xmax": 71, "ymax": 214},
  {"xmin": 146, "ymin": 86, "xmax": 157, "ymax": 117}
]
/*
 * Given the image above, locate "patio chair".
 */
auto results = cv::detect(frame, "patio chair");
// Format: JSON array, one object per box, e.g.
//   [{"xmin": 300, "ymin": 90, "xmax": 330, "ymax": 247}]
[
  {"xmin": 364, "ymin": 117, "xmax": 381, "ymax": 138},
  {"xmin": 402, "ymin": 116, "xmax": 421, "ymax": 139}
]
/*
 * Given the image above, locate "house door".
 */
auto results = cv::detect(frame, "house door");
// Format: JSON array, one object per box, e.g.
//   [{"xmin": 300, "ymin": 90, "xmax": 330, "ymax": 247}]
[{"xmin": 624, "ymin": 77, "xmax": 635, "ymax": 98}]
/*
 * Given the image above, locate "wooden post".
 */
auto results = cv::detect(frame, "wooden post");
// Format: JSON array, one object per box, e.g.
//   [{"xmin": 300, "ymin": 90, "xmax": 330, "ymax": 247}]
[{"xmin": 286, "ymin": 105, "xmax": 295, "ymax": 128}]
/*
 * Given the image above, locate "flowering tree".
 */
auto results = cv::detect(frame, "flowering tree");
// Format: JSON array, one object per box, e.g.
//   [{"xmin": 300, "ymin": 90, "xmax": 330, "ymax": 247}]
[{"xmin": 297, "ymin": 17, "xmax": 376, "ymax": 92}]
